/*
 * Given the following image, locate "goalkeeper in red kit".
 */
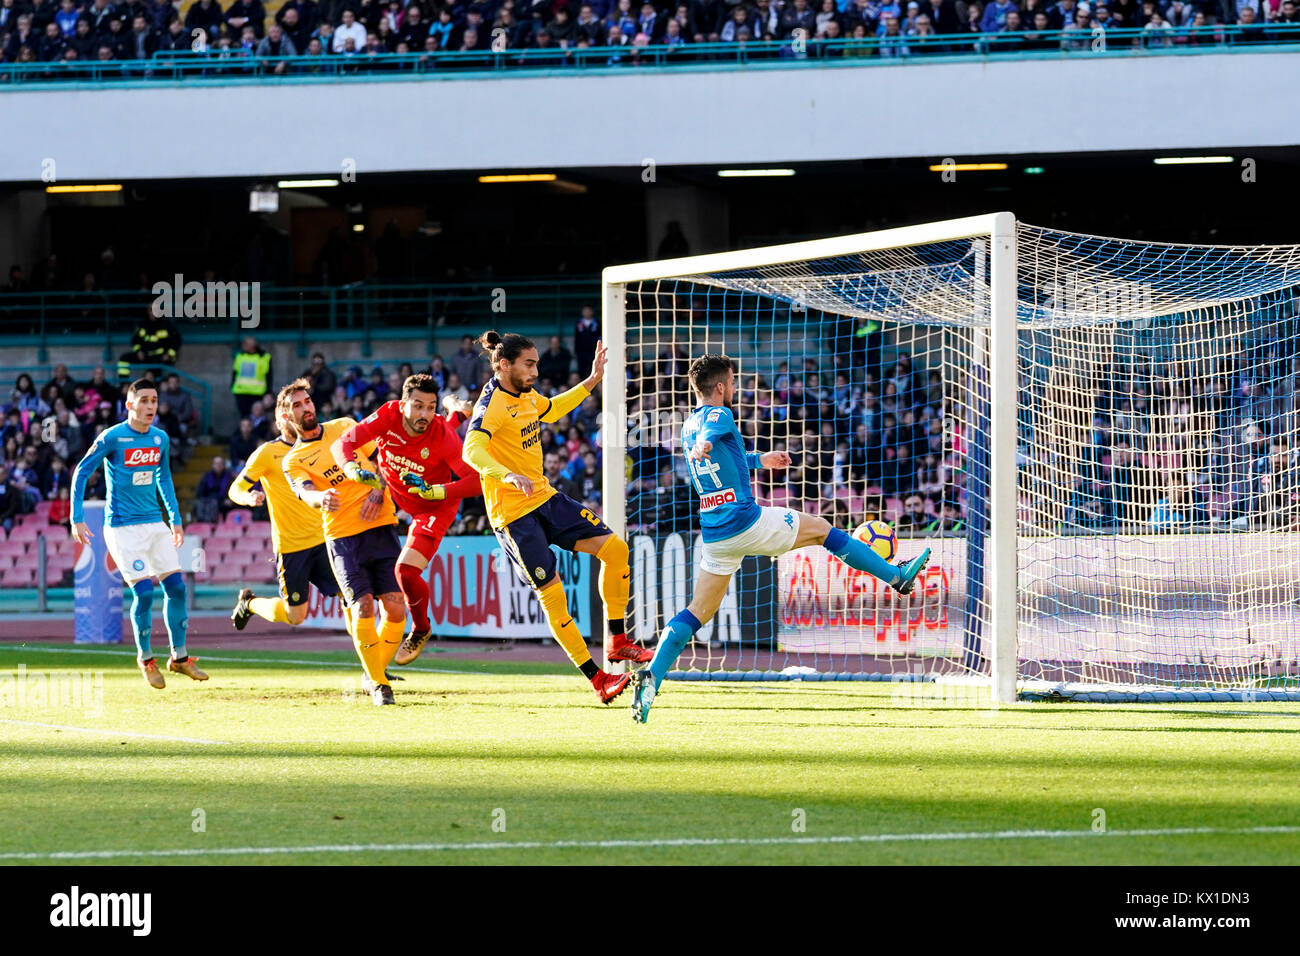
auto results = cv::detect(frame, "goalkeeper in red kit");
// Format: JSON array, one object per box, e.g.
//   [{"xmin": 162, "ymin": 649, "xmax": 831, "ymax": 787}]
[{"xmin": 332, "ymin": 373, "xmax": 482, "ymax": 666}]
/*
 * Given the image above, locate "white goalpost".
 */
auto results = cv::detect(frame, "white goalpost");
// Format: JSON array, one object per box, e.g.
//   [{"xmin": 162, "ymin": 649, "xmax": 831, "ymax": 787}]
[{"xmin": 601, "ymin": 213, "xmax": 1300, "ymax": 703}]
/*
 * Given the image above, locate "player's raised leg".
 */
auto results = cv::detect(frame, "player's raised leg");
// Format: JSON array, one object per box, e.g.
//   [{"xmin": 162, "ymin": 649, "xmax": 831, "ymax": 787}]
[
  {"xmin": 792, "ymin": 513, "xmax": 932, "ymax": 596},
  {"xmin": 500, "ymin": 513, "xmax": 631, "ymax": 703}
]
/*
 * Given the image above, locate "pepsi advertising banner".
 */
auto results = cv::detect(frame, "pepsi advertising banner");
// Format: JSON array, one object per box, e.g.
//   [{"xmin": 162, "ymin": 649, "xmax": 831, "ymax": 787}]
[{"xmin": 73, "ymin": 501, "xmax": 123, "ymax": 644}]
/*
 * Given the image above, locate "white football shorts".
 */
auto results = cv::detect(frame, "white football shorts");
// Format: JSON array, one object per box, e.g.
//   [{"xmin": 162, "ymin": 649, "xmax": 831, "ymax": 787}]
[
  {"xmin": 698, "ymin": 506, "xmax": 799, "ymax": 577},
  {"xmin": 103, "ymin": 521, "xmax": 180, "ymax": 582}
]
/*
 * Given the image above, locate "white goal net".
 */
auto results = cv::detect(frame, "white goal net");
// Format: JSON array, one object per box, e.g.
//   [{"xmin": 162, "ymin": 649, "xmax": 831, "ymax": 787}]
[{"xmin": 602, "ymin": 214, "xmax": 1300, "ymax": 702}]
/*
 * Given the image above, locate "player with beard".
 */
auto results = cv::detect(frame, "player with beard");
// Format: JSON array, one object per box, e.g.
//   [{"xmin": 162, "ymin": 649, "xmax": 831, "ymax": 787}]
[
  {"xmin": 461, "ymin": 331, "xmax": 650, "ymax": 705},
  {"xmin": 279, "ymin": 378, "xmax": 406, "ymax": 705},
  {"xmin": 332, "ymin": 373, "xmax": 483, "ymax": 665}
]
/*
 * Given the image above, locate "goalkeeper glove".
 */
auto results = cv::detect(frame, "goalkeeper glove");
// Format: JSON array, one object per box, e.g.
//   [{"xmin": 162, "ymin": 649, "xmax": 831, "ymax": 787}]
[
  {"xmin": 400, "ymin": 472, "xmax": 446, "ymax": 501},
  {"xmin": 343, "ymin": 461, "xmax": 382, "ymax": 489}
]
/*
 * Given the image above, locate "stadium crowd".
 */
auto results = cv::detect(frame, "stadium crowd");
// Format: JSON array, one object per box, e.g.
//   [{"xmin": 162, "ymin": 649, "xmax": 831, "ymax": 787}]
[
  {"xmin": 623, "ymin": 311, "xmax": 1300, "ymax": 537},
  {"xmin": 1, "ymin": 0, "xmax": 1296, "ymax": 71},
  {"xmin": 5, "ymin": 301, "xmax": 1297, "ymax": 569}
]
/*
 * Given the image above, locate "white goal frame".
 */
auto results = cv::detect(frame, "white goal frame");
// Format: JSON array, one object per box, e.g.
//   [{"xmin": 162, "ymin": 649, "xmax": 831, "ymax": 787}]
[{"xmin": 601, "ymin": 212, "xmax": 1021, "ymax": 702}]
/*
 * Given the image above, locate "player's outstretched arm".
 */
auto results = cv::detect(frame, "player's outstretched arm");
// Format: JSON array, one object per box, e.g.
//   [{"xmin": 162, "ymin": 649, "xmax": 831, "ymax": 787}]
[
  {"xmin": 758, "ymin": 450, "xmax": 792, "ymax": 469},
  {"xmin": 539, "ymin": 339, "xmax": 605, "ymax": 425}
]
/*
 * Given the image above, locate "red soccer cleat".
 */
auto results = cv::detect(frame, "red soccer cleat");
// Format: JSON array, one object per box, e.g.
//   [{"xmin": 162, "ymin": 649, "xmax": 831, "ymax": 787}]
[
  {"xmin": 590, "ymin": 670, "xmax": 631, "ymax": 704},
  {"xmin": 605, "ymin": 633, "xmax": 653, "ymax": 664}
]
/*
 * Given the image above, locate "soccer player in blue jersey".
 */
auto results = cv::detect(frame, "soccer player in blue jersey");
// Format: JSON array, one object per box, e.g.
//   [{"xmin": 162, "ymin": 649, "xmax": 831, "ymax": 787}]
[
  {"xmin": 630, "ymin": 354, "xmax": 931, "ymax": 723},
  {"xmin": 70, "ymin": 379, "xmax": 206, "ymax": 690}
]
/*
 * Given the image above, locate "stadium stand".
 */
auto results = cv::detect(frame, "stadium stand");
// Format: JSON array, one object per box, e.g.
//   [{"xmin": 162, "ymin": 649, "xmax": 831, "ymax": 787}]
[
  {"xmin": 6, "ymin": 285, "xmax": 1296, "ymax": 591},
  {"xmin": 2, "ymin": 0, "xmax": 1298, "ymax": 76}
]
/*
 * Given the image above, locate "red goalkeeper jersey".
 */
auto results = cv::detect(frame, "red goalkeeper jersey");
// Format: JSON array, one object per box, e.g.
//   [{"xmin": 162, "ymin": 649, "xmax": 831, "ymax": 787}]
[{"xmin": 339, "ymin": 400, "xmax": 480, "ymax": 518}]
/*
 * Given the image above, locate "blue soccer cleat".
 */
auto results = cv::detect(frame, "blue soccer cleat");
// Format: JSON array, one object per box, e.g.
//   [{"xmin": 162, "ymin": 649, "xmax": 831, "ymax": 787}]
[
  {"xmin": 893, "ymin": 547, "xmax": 932, "ymax": 595},
  {"xmin": 630, "ymin": 669, "xmax": 657, "ymax": 724}
]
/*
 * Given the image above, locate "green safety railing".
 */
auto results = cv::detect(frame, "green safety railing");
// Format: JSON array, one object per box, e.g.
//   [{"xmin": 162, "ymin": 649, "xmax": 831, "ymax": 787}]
[
  {"xmin": 0, "ymin": 24, "xmax": 1297, "ymax": 87},
  {"xmin": 0, "ymin": 277, "xmax": 599, "ymax": 359}
]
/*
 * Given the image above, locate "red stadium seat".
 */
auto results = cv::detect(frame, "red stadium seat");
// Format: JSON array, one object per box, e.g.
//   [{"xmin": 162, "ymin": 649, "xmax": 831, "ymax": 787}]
[
  {"xmin": 8, "ymin": 525, "xmax": 41, "ymax": 543},
  {"xmin": 2, "ymin": 567, "xmax": 35, "ymax": 587},
  {"xmin": 225, "ymin": 510, "xmax": 253, "ymax": 526},
  {"xmin": 33, "ymin": 501, "xmax": 53, "ymax": 520},
  {"xmin": 186, "ymin": 522, "xmax": 214, "ymax": 539},
  {"xmin": 209, "ymin": 564, "xmax": 247, "ymax": 583}
]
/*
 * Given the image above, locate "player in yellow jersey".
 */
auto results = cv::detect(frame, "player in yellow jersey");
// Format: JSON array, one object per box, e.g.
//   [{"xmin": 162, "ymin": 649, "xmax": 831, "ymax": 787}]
[
  {"xmin": 278, "ymin": 378, "xmax": 407, "ymax": 706},
  {"xmin": 461, "ymin": 330, "xmax": 650, "ymax": 704},
  {"xmin": 227, "ymin": 403, "xmax": 343, "ymax": 629}
]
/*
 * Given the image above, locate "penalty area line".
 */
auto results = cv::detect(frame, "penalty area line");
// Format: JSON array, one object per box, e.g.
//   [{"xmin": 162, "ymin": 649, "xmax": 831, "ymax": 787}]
[
  {"xmin": 5, "ymin": 825, "xmax": 1299, "ymax": 861},
  {"xmin": 0, "ymin": 718, "xmax": 229, "ymax": 745}
]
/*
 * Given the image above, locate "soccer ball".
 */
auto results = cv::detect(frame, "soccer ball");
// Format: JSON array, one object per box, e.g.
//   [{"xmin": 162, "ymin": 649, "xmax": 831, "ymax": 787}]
[{"xmin": 852, "ymin": 520, "xmax": 897, "ymax": 561}]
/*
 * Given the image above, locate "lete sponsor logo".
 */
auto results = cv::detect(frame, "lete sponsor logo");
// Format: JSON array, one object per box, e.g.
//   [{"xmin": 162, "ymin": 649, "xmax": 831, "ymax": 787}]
[{"xmin": 123, "ymin": 447, "xmax": 162, "ymax": 467}]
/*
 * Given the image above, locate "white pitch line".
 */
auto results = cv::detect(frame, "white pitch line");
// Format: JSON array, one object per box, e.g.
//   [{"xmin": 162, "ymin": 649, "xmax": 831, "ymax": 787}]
[
  {"xmin": 0, "ymin": 718, "xmax": 229, "ymax": 745},
  {"xmin": 3, "ymin": 824, "xmax": 1298, "ymax": 861},
  {"xmin": 0, "ymin": 644, "xmax": 493, "ymax": 677}
]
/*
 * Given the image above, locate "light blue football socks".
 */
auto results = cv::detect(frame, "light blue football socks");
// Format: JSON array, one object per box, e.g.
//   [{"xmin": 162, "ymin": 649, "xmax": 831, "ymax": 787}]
[
  {"xmin": 129, "ymin": 578, "xmax": 155, "ymax": 661},
  {"xmin": 648, "ymin": 609, "xmax": 702, "ymax": 689},
  {"xmin": 161, "ymin": 571, "xmax": 189, "ymax": 661},
  {"xmin": 824, "ymin": 527, "xmax": 901, "ymax": 585}
]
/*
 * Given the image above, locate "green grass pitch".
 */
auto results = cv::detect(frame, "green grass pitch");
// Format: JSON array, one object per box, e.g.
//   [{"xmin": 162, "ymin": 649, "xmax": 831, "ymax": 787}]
[{"xmin": 2, "ymin": 643, "xmax": 1299, "ymax": 865}]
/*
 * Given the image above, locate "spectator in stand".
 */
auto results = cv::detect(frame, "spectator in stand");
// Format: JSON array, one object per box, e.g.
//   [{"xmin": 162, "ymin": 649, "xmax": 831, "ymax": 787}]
[
  {"xmin": 49, "ymin": 486, "xmax": 71, "ymax": 525},
  {"xmin": 195, "ymin": 455, "xmax": 234, "ymax": 522},
  {"xmin": 39, "ymin": 20, "xmax": 66, "ymax": 60},
  {"xmin": 0, "ymin": 464, "xmax": 20, "ymax": 531},
  {"xmin": 159, "ymin": 373, "xmax": 195, "ymax": 433},
  {"xmin": 186, "ymin": 0, "xmax": 225, "ymax": 42},
  {"xmin": 429, "ymin": 6, "xmax": 454, "ymax": 46},
  {"xmin": 257, "ymin": 22, "xmax": 297, "ymax": 64},
  {"xmin": 924, "ymin": 0, "xmax": 962, "ymax": 31},
  {"xmin": 225, "ymin": 0, "xmax": 266, "ymax": 39},
  {"xmin": 7, "ymin": 373, "xmax": 45, "ymax": 418},
  {"xmin": 9, "ymin": 450, "xmax": 40, "ymax": 512},
  {"xmin": 155, "ymin": 399, "xmax": 187, "ymax": 460},
  {"xmin": 230, "ymin": 417, "xmax": 258, "ymax": 470},
  {"xmin": 336, "ymin": 364, "xmax": 363, "ymax": 399},
  {"xmin": 366, "ymin": 366, "xmax": 390, "ymax": 402},
  {"xmin": 538, "ymin": 335, "xmax": 573, "ymax": 389},
  {"xmin": 53, "ymin": 0, "xmax": 76, "ymax": 35},
  {"xmin": 82, "ymin": 365, "xmax": 118, "ymax": 406},
  {"xmin": 156, "ymin": 17, "xmax": 190, "ymax": 53},
  {"xmin": 279, "ymin": 5, "xmax": 310, "ymax": 50},
  {"xmin": 574, "ymin": 305, "xmax": 600, "ymax": 374},
  {"xmin": 451, "ymin": 334, "xmax": 482, "ymax": 389},
  {"xmin": 303, "ymin": 352, "xmax": 336, "ymax": 409},
  {"xmin": 897, "ymin": 493, "xmax": 929, "ymax": 532},
  {"xmin": 1235, "ymin": 4, "xmax": 1269, "ymax": 39},
  {"xmin": 443, "ymin": 371, "xmax": 469, "ymax": 403},
  {"xmin": 333, "ymin": 7, "xmax": 366, "ymax": 50},
  {"xmin": 248, "ymin": 399, "xmax": 271, "ymax": 440}
]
